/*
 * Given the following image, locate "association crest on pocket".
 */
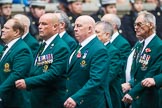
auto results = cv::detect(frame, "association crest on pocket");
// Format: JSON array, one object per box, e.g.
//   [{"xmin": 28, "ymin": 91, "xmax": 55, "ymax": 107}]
[{"xmin": 4, "ymin": 63, "xmax": 11, "ymax": 72}]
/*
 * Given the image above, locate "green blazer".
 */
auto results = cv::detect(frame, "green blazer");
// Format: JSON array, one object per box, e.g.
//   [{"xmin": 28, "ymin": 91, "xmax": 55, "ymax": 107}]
[
  {"xmin": 128, "ymin": 35, "xmax": 162, "ymax": 108},
  {"xmin": 106, "ymin": 43, "xmax": 123, "ymax": 108},
  {"xmin": 0, "ymin": 39, "xmax": 33, "ymax": 108},
  {"xmin": 24, "ymin": 35, "xmax": 70, "ymax": 108},
  {"xmin": 66, "ymin": 37, "xmax": 111, "ymax": 108},
  {"xmin": 0, "ymin": 45, "xmax": 3, "ymax": 52},
  {"xmin": 23, "ymin": 33, "xmax": 40, "ymax": 58},
  {"xmin": 154, "ymin": 65, "xmax": 162, "ymax": 88},
  {"xmin": 111, "ymin": 34, "xmax": 131, "ymax": 83},
  {"xmin": 61, "ymin": 32, "xmax": 77, "ymax": 52}
]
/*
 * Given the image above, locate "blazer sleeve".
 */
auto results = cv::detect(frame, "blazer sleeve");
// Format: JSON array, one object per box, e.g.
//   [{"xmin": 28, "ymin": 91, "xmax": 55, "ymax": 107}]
[{"xmin": 0, "ymin": 48, "xmax": 33, "ymax": 95}]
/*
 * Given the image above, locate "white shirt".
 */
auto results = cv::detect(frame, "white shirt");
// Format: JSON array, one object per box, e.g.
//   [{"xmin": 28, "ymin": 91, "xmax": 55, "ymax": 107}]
[
  {"xmin": 125, "ymin": 49, "xmax": 135, "ymax": 82},
  {"xmin": 59, "ymin": 31, "xmax": 66, "ymax": 38},
  {"xmin": 69, "ymin": 34, "xmax": 96, "ymax": 64},
  {"xmin": 1, "ymin": 38, "xmax": 20, "ymax": 61},
  {"xmin": 110, "ymin": 32, "xmax": 119, "ymax": 43},
  {"xmin": 21, "ymin": 32, "xmax": 28, "ymax": 39},
  {"xmin": 141, "ymin": 33, "xmax": 155, "ymax": 53},
  {"xmin": 42, "ymin": 33, "xmax": 58, "ymax": 53}
]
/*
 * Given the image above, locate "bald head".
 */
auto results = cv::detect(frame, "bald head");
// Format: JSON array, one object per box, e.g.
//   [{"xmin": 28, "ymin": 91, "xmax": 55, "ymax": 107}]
[
  {"xmin": 40, "ymin": 13, "xmax": 59, "ymax": 24},
  {"xmin": 76, "ymin": 15, "xmax": 95, "ymax": 28},
  {"xmin": 13, "ymin": 14, "xmax": 30, "ymax": 34},
  {"xmin": 74, "ymin": 15, "xmax": 96, "ymax": 43},
  {"xmin": 39, "ymin": 13, "xmax": 59, "ymax": 40}
]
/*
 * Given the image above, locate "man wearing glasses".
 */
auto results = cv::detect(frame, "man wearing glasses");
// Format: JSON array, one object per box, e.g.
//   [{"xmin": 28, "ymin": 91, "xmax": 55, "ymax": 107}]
[{"xmin": 122, "ymin": 11, "xmax": 162, "ymax": 108}]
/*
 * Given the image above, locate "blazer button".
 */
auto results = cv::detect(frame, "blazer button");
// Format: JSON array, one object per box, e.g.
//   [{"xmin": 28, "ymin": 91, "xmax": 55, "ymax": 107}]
[
  {"xmin": 134, "ymin": 79, "xmax": 137, "ymax": 81},
  {"xmin": 66, "ymin": 89, "xmax": 69, "ymax": 92},
  {"xmin": 67, "ymin": 77, "xmax": 70, "ymax": 80},
  {"xmin": 160, "ymin": 87, "xmax": 162, "ymax": 89},
  {"xmin": 80, "ymin": 100, "xmax": 84, "ymax": 104},
  {"xmin": 136, "ymin": 96, "xmax": 139, "ymax": 99}
]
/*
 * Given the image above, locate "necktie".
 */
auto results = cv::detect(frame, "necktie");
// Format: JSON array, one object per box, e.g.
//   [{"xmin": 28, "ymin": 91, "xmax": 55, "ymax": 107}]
[
  {"xmin": 0, "ymin": 45, "xmax": 8, "ymax": 59},
  {"xmin": 37, "ymin": 42, "xmax": 46, "ymax": 57},
  {"xmin": 131, "ymin": 41, "xmax": 145, "ymax": 70},
  {"xmin": 136, "ymin": 41, "xmax": 145, "ymax": 63}
]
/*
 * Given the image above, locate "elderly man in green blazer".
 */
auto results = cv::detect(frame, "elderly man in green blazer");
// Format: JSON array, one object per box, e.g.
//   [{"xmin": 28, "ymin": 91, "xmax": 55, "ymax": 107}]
[
  {"xmin": 101, "ymin": 14, "xmax": 131, "ymax": 83},
  {"xmin": 0, "ymin": 18, "xmax": 33, "ymax": 108},
  {"xmin": 122, "ymin": 11, "xmax": 162, "ymax": 108},
  {"xmin": 63, "ymin": 15, "xmax": 110, "ymax": 108},
  {"xmin": 54, "ymin": 10, "xmax": 77, "ymax": 52},
  {"xmin": 13, "ymin": 14, "xmax": 40, "ymax": 58},
  {"xmin": 95, "ymin": 21, "xmax": 123, "ymax": 108},
  {"xmin": 15, "ymin": 13, "xmax": 70, "ymax": 108}
]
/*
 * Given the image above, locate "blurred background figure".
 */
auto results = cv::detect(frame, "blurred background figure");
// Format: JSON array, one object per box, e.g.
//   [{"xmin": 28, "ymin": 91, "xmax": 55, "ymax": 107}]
[
  {"xmin": 150, "ymin": 0, "xmax": 162, "ymax": 39},
  {"xmin": 66, "ymin": 0, "xmax": 83, "ymax": 27},
  {"xmin": 57, "ymin": 0, "xmax": 69, "ymax": 13},
  {"xmin": 120, "ymin": 0, "xmax": 144, "ymax": 47},
  {"xmin": 91, "ymin": 0, "xmax": 117, "ymax": 22},
  {"xmin": 26, "ymin": 0, "xmax": 47, "ymax": 40},
  {"xmin": 0, "ymin": 0, "xmax": 13, "ymax": 45}
]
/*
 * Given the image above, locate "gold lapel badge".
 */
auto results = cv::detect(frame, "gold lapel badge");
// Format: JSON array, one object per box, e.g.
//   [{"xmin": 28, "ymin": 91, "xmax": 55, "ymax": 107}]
[
  {"xmin": 4, "ymin": 63, "xmax": 11, "ymax": 72},
  {"xmin": 43, "ymin": 65, "xmax": 48, "ymax": 72},
  {"xmin": 80, "ymin": 60, "xmax": 87, "ymax": 67}
]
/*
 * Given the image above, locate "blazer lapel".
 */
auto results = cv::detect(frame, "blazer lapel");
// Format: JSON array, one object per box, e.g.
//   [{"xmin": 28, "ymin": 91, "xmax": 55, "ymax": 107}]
[
  {"xmin": 0, "ymin": 39, "xmax": 22, "ymax": 63},
  {"xmin": 134, "ymin": 36, "xmax": 157, "ymax": 75},
  {"xmin": 68, "ymin": 37, "xmax": 97, "ymax": 71}
]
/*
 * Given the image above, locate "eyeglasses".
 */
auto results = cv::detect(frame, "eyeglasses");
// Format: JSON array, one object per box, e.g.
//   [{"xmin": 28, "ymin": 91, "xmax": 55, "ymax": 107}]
[{"xmin": 134, "ymin": 22, "xmax": 146, "ymax": 27}]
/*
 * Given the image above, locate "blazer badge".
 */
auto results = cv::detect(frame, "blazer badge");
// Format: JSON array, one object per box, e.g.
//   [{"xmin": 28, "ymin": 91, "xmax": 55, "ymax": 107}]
[
  {"xmin": 43, "ymin": 65, "xmax": 48, "ymax": 72},
  {"xmin": 4, "ymin": 63, "xmax": 11, "ymax": 72},
  {"xmin": 80, "ymin": 60, "xmax": 87, "ymax": 67}
]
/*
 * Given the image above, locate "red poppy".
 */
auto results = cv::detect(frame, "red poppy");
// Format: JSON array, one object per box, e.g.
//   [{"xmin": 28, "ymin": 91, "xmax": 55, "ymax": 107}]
[{"xmin": 145, "ymin": 48, "xmax": 151, "ymax": 53}]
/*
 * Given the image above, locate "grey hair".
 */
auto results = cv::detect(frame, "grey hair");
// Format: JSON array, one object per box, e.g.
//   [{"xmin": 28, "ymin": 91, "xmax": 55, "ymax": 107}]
[
  {"xmin": 138, "ymin": 11, "xmax": 156, "ymax": 31},
  {"xmin": 110, "ymin": 14, "xmax": 121, "ymax": 29},
  {"xmin": 54, "ymin": 10, "xmax": 71, "ymax": 31},
  {"xmin": 96, "ymin": 21, "xmax": 114, "ymax": 37}
]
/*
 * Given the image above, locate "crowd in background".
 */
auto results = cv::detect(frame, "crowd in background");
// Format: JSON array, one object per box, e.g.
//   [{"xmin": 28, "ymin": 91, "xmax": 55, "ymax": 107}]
[{"xmin": 0, "ymin": 0, "xmax": 162, "ymax": 108}]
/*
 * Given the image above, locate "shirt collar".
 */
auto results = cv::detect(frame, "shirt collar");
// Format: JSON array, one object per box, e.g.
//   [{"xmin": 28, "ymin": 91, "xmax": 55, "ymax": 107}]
[
  {"xmin": 59, "ymin": 31, "xmax": 66, "ymax": 38},
  {"xmin": 143, "ymin": 33, "xmax": 155, "ymax": 48},
  {"xmin": 110, "ymin": 31, "xmax": 119, "ymax": 42},
  {"xmin": 80, "ymin": 34, "xmax": 96, "ymax": 48},
  {"xmin": 104, "ymin": 41, "xmax": 110, "ymax": 46},
  {"xmin": 21, "ymin": 32, "xmax": 28, "ymax": 39},
  {"xmin": 7, "ymin": 38, "xmax": 20, "ymax": 49},
  {"xmin": 44, "ymin": 33, "xmax": 58, "ymax": 47}
]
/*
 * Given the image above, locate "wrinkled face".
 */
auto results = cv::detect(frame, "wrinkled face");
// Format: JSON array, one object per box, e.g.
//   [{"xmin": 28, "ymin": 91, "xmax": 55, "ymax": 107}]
[
  {"xmin": 38, "ymin": 16, "xmax": 54, "ymax": 40},
  {"xmin": 1, "ymin": 4, "xmax": 12, "ymax": 16},
  {"xmin": 104, "ymin": 4, "xmax": 117, "ymax": 14},
  {"xmin": 95, "ymin": 24, "xmax": 108, "ymax": 43},
  {"xmin": 31, "ymin": 7, "xmax": 45, "ymax": 18},
  {"xmin": 134, "ymin": 15, "xmax": 151, "ymax": 39},
  {"xmin": 134, "ymin": 1, "xmax": 143, "ymax": 12},
  {"xmin": 1, "ymin": 20, "xmax": 16, "ymax": 43},
  {"xmin": 74, "ymin": 18, "xmax": 88, "ymax": 43},
  {"xmin": 70, "ymin": 2, "xmax": 82, "ymax": 15}
]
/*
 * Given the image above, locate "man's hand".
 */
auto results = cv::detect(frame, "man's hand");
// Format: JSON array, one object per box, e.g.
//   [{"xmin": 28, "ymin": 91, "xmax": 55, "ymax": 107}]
[
  {"xmin": 15, "ymin": 79, "xmax": 26, "ymax": 89},
  {"xmin": 122, "ymin": 94, "xmax": 133, "ymax": 103},
  {"xmin": 141, "ymin": 78, "xmax": 155, "ymax": 87},
  {"xmin": 121, "ymin": 83, "xmax": 131, "ymax": 93},
  {"xmin": 64, "ymin": 97, "xmax": 76, "ymax": 108}
]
